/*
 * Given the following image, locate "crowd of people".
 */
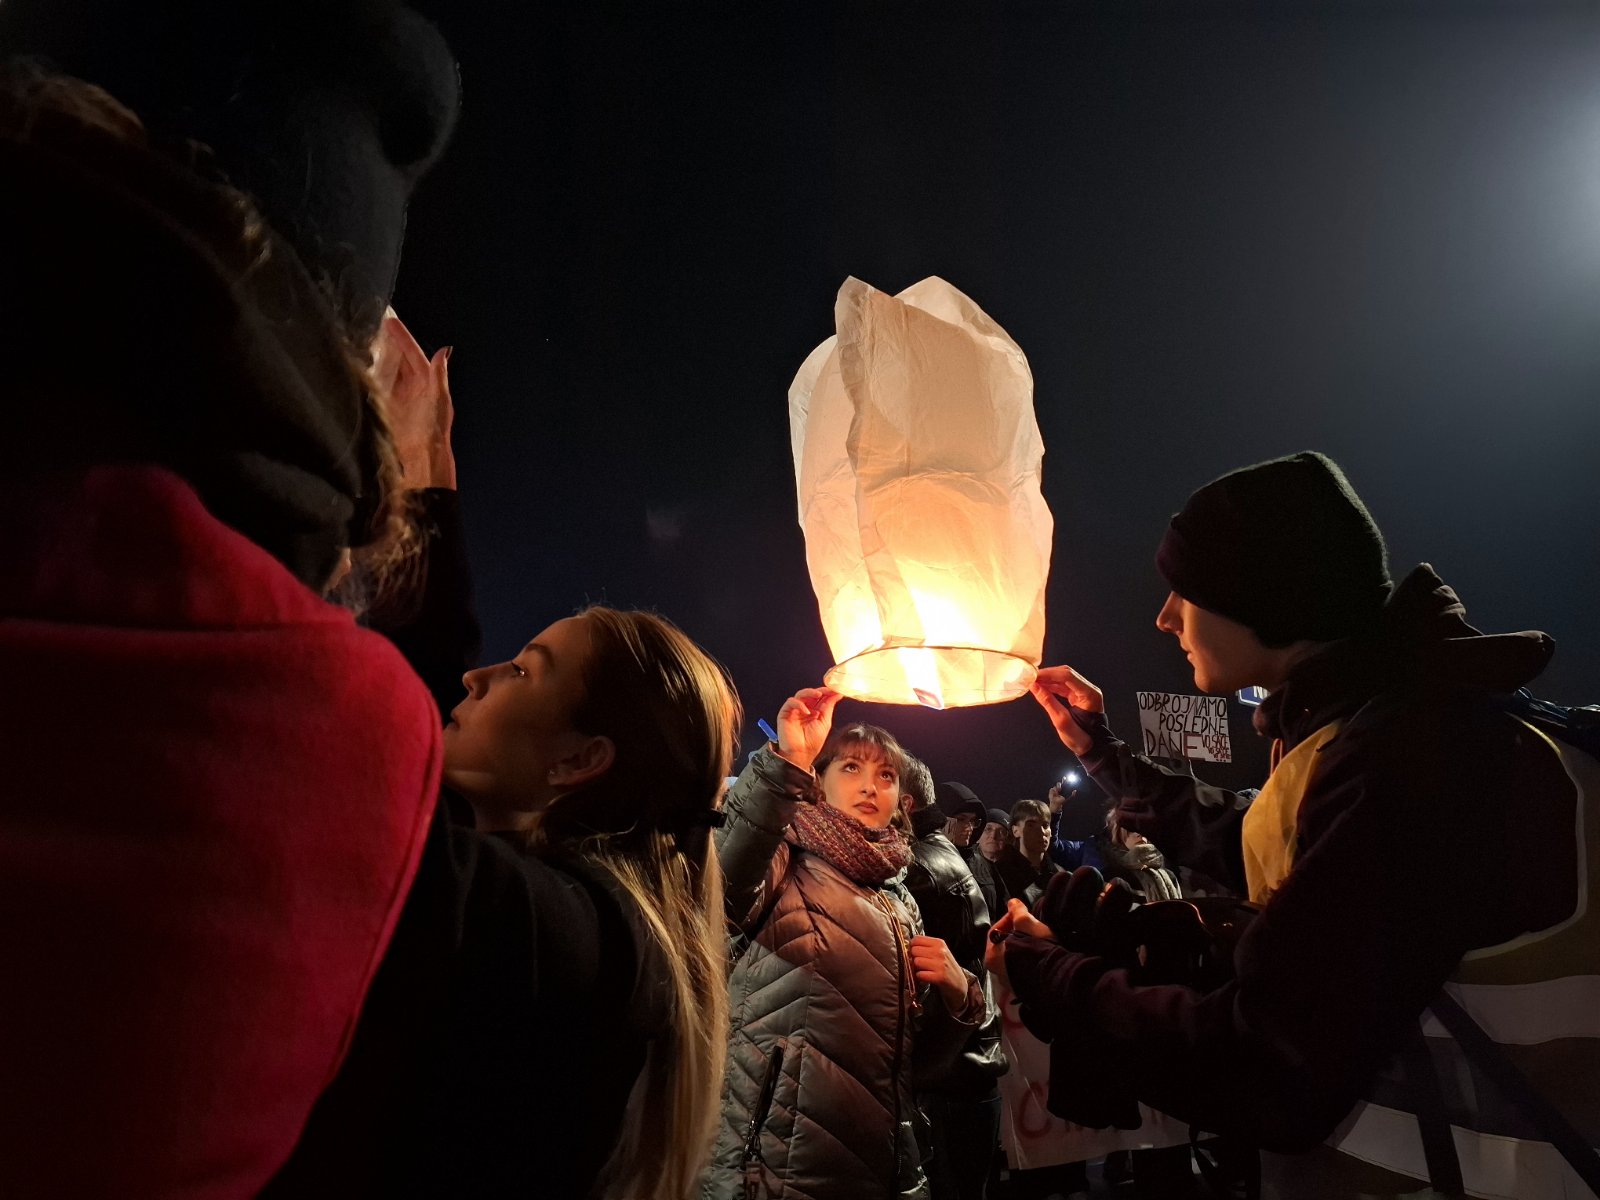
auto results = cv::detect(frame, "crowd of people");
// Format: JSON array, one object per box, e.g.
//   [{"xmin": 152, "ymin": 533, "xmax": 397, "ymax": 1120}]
[{"xmin": 3, "ymin": 7, "xmax": 1597, "ymax": 1200}]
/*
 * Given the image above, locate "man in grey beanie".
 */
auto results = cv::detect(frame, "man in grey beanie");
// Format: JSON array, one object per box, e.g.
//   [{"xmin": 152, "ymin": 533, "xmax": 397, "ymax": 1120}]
[{"xmin": 990, "ymin": 451, "xmax": 1596, "ymax": 1200}]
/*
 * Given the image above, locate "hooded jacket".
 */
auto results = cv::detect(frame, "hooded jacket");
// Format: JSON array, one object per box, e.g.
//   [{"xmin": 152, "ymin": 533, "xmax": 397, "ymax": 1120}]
[
  {"xmin": 0, "ymin": 467, "xmax": 441, "ymax": 1199},
  {"xmin": 1003, "ymin": 566, "xmax": 1584, "ymax": 1184},
  {"xmin": 703, "ymin": 747, "xmax": 981, "ymax": 1200}
]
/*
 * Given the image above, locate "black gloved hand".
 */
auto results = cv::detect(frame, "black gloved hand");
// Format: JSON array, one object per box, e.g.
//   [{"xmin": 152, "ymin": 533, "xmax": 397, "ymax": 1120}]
[{"xmin": 1034, "ymin": 866, "xmax": 1141, "ymax": 967}]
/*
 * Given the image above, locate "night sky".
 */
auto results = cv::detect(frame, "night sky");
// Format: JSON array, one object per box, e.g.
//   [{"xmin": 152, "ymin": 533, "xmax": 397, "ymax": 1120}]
[
  {"xmin": 386, "ymin": 2, "xmax": 1600, "ymax": 802},
  {"xmin": 32, "ymin": 2, "xmax": 1599, "ymax": 804}
]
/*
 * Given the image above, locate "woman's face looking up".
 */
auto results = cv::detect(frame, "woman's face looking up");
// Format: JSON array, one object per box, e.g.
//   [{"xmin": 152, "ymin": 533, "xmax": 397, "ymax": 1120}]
[
  {"xmin": 442, "ymin": 615, "xmax": 600, "ymax": 829},
  {"xmin": 819, "ymin": 745, "xmax": 901, "ymax": 830}
]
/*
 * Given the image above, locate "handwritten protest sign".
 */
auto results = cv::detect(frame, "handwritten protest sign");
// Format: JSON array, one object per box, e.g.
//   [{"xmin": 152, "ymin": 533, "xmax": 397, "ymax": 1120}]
[{"xmin": 1136, "ymin": 692, "xmax": 1231, "ymax": 762}]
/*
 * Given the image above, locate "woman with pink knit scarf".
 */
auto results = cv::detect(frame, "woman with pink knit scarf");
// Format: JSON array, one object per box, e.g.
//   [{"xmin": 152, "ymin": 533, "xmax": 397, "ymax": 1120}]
[{"xmin": 700, "ymin": 688, "xmax": 986, "ymax": 1200}]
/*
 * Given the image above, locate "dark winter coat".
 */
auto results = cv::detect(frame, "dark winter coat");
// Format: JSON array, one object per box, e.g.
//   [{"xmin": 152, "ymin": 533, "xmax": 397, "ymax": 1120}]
[
  {"xmin": 1047, "ymin": 826, "xmax": 1110, "ymax": 876},
  {"xmin": 905, "ymin": 806, "xmax": 1009, "ymax": 1097},
  {"xmin": 265, "ymin": 794, "xmax": 665, "ymax": 1199},
  {"xmin": 999, "ymin": 848, "xmax": 1061, "ymax": 907},
  {"xmin": 703, "ymin": 747, "xmax": 981, "ymax": 1200},
  {"xmin": 963, "ymin": 850, "xmax": 1015, "ymax": 928},
  {"xmin": 1004, "ymin": 565, "xmax": 1578, "ymax": 1155}
]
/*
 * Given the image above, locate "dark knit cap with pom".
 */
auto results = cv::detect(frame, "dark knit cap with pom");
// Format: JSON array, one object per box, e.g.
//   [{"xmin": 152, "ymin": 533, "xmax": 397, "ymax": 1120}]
[{"xmin": 1155, "ymin": 452, "xmax": 1393, "ymax": 647}]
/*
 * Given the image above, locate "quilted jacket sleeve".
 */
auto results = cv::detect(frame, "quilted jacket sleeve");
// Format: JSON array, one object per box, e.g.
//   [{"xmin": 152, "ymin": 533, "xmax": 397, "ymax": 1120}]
[{"xmin": 715, "ymin": 744, "xmax": 814, "ymax": 929}]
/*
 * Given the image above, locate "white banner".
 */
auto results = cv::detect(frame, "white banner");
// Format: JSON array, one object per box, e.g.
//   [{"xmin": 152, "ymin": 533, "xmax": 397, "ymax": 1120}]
[{"xmin": 995, "ymin": 980, "xmax": 1190, "ymax": 1169}]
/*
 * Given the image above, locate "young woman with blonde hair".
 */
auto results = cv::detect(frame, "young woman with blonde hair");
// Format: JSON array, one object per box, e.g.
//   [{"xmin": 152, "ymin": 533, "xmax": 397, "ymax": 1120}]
[
  {"xmin": 272, "ymin": 603, "xmax": 737, "ymax": 1200},
  {"xmin": 459, "ymin": 605, "xmax": 735, "ymax": 1200}
]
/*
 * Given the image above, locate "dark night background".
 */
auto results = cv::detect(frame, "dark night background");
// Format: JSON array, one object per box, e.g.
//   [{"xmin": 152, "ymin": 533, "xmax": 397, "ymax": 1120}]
[
  {"xmin": 22, "ymin": 1, "xmax": 1600, "ymax": 802},
  {"xmin": 383, "ymin": 1, "xmax": 1600, "ymax": 802},
  {"xmin": 383, "ymin": 1, "xmax": 1600, "ymax": 801}
]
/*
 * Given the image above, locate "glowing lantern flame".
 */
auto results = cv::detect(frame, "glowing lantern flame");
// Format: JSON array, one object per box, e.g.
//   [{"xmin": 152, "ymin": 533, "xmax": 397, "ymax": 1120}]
[{"xmin": 789, "ymin": 276, "xmax": 1053, "ymax": 708}]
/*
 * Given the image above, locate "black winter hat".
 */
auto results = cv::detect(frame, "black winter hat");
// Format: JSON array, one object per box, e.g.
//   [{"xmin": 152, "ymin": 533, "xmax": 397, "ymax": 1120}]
[
  {"xmin": 1155, "ymin": 451, "xmax": 1392, "ymax": 646},
  {"xmin": 982, "ymin": 808, "xmax": 1013, "ymax": 832},
  {"xmin": 933, "ymin": 781, "xmax": 985, "ymax": 822},
  {"xmin": 2, "ymin": 68, "xmax": 385, "ymax": 590},
  {"xmin": 0, "ymin": 0, "xmax": 459, "ymax": 342}
]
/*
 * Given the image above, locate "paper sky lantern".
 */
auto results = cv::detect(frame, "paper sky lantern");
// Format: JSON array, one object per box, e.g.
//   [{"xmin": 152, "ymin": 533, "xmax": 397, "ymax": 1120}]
[{"xmin": 789, "ymin": 276, "xmax": 1053, "ymax": 709}]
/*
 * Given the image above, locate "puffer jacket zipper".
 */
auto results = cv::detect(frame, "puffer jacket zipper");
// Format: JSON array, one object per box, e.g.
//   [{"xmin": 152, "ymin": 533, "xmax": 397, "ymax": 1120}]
[
  {"xmin": 875, "ymin": 890, "xmax": 913, "ymax": 1192},
  {"xmin": 741, "ymin": 1043, "xmax": 785, "ymax": 1200}
]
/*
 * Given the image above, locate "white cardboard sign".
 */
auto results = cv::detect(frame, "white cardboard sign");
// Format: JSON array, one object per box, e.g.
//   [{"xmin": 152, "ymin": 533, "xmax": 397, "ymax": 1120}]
[{"xmin": 1136, "ymin": 691, "xmax": 1232, "ymax": 762}]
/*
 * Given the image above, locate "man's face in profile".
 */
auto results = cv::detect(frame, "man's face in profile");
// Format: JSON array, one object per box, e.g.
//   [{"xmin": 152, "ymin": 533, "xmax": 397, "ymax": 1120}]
[{"xmin": 945, "ymin": 811, "xmax": 979, "ymax": 848}]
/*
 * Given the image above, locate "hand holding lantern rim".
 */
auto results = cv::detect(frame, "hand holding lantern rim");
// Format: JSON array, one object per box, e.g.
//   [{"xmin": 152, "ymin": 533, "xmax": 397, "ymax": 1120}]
[
  {"xmin": 1029, "ymin": 664, "xmax": 1105, "ymax": 757},
  {"xmin": 773, "ymin": 686, "xmax": 842, "ymax": 773}
]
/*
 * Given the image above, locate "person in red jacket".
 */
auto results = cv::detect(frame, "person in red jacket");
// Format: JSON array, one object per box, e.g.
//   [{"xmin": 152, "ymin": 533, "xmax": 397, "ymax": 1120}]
[{"xmin": 0, "ymin": 68, "xmax": 443, "ymax": 1198}]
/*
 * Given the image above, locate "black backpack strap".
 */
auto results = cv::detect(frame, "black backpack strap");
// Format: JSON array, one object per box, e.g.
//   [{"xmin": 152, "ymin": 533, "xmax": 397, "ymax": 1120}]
[
  {"xmin": 1190, "ymin": 1130, "xmax": 1260, "ymax": 1200},
  {"xmin": 1429, "ymin": 990, "xmax": 1600, "ymax": 1199},
  {"xmin": 1396, "ymin": 1021, "xmax": 1465, "ymax": 1196}
]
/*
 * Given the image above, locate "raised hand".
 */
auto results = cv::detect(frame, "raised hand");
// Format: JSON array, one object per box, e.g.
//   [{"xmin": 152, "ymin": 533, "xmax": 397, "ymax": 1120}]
[
  {"xmin": 910, "ymin": 935, "xmax": 969, "ymax": 1011},
  {"xmin": 372, "ymin": 310, "xmax": 456, "ymax": 490},
  {"xmin": 1029, "ymin": 664, "xmax": 1104, "ymax": 756},
  {"xmin": 773, "ymin": 686, "xmax": 842, "ymax": 772}
]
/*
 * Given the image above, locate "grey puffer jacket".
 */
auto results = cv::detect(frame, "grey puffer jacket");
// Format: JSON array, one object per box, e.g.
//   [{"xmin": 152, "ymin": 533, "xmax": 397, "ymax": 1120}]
[{"xmin": 701, "ymin": 747, "xmax": 981, "ymax": 1200}]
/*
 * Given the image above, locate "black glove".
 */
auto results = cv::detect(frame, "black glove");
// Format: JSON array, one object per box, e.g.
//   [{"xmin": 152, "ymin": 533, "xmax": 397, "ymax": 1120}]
[
  {"xmin": 1034, "ymin": 867, "xmax": 1257, "ymax": 989},
  {"xmin": 1034, "ymin": 866, "xmax": 1140, "ymax": 965}
]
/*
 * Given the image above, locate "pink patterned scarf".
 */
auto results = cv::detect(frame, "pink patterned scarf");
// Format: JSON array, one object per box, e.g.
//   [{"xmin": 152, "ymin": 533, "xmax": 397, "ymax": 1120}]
[{"xmin": 789, "ymin": 799, "xmax": 913, "ymax": 886}]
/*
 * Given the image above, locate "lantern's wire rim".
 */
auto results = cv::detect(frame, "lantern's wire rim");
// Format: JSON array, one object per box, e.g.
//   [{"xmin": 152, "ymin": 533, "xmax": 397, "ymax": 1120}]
[
  {"xmin": 828, "ymin": 644, "xmax": 1039, "ymax": 670},
  {"xmin": 825, "ymin": 645, "xmax": 1040, "ymax": 708}
]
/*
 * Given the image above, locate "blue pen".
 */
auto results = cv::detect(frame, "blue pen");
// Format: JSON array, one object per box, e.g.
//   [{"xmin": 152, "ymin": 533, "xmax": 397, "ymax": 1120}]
[{"xmin": 757, "ymin": 718, "xmax": 779, "ymax": 743}]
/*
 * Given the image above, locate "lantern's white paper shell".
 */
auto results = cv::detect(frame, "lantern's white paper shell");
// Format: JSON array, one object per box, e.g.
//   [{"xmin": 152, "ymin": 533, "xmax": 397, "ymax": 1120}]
[{"xmin": 789, "ymin": 276, "xmax": 1053, "ymax": 708}]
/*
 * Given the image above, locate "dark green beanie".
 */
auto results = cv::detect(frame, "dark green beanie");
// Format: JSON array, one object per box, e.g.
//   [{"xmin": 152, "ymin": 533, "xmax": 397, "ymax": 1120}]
[{"xmin": 1155, "ymin": 452, "xmax": 1393, "ymax": 646}]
